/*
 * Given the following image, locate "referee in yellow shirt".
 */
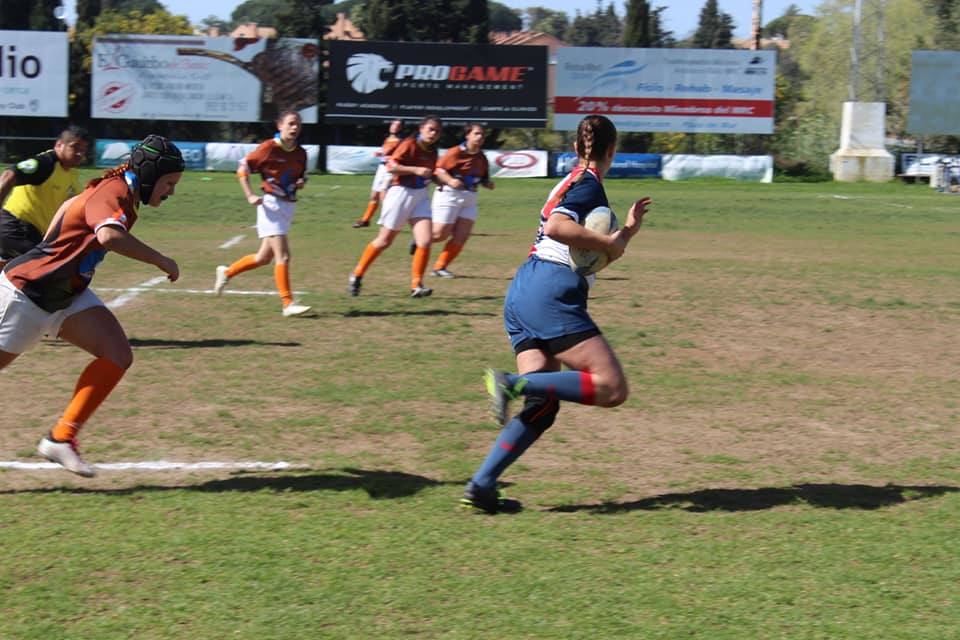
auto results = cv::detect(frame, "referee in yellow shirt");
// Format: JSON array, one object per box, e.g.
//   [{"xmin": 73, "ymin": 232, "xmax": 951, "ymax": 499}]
[{"xmin": 0, "ymin": 126, "xmax": 90, "ymax": 266}]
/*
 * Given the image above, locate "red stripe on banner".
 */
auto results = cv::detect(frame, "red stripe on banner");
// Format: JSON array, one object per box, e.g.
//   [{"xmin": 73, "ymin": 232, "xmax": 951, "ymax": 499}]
[{"xmin": 555, "ymin": 97, "xmax": 774, "ymax": 118}]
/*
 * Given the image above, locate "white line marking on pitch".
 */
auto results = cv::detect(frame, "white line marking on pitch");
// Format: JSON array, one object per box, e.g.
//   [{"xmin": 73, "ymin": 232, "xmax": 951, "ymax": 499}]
[
  {"xmin": 819, "ymin": 194, "xmax": 913, "ymax": 209},
  {"xmin": 106, "ymin": 275, "xmax": 169, "ymax": 309},
  {"xmin": 219, "ymin": 234, "xmax": 246, "ymax": 249},
  {"xmin": 0, "ymin": 461, "xmax": 307, "ymax": 471},
  {"xmin": 96, "ymin": 287, "xmax": 306, "ymax": 297}
]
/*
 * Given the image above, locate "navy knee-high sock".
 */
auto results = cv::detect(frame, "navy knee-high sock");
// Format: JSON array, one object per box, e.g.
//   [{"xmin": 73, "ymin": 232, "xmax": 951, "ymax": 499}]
[
  {"xmin": 507, "ymin": 370, "xmax": 596, "ymax": 405},
  {"xmin": 471, "ymin": 416, "xmax": 544, "ymax": 489}
]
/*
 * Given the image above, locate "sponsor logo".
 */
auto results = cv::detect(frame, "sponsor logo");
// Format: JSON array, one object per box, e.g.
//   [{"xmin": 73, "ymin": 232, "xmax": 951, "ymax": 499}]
[
  {"xmin": 578, "ymin": 59, "xmax": 647, "ymax": 98},
  {"xmin": 96, "ymin": 83, "xmax": 136, "ymax": 113},
  {"xmin": 346, "ymin": 53, "xmax": 394, "ymax": 94},
  {"xmin": 16, "ymin": 158, "xmax": 38, "ymax": 173},
  {"xmin": 344, "ymin": 52, "xmax": 529, "ymax": 94},
  {"xmin": 495, "ymin": 152, "xmax": 538, "ymax": 170}
]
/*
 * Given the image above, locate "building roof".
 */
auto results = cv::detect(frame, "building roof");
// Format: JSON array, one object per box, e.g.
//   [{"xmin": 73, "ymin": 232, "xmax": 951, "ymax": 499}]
[
  {"xmin": 229, "ymin": 22, "xmax": 278, "ymax": 39},
  {"xmin": 489, "ymin": 30, "xmax": 566, "ymax": 49},
  {"xmin": 324, "ymin": 12, "xmax": 366, "ymax": 41}
]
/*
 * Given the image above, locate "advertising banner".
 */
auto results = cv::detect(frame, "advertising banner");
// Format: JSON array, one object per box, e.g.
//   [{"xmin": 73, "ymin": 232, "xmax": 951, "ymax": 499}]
[
  {"xmin": 555, "ymin": 48, "xmax": 775, "ymax": 134},
  {"xmin": 326, "ymin": 145, "xmax": 381, "ymax": 174},
  {"xmin": 661, "ymin": 154, "xmax": 773, "ymax": 182},
  {"xmin": 0, "ymin": 30, "xmax": 68, "ymax": 117},
  {"xmin": 91, "ymin": 35, "xmax": 319, "ymax": 122},
  {"xmin": 907, "ymin": 51, "xmax": 960, "ymax": 135},
  {"xmin": 96, "ymin": 139, "xmax": 206, "ymax": 170},
  {"xmin": 327, "ymin": 41, "xmax": 548, "ymax": 127},
  {"xmin": 484, "ymin": 150, "xmax": 548, "ymax": 178},
  {"xmin": 554, "ymin": 152, "xmax": 661, "ymax": 178}
]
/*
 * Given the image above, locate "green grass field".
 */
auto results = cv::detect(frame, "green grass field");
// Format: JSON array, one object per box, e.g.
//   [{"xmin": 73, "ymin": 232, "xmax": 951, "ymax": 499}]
[{"xmin": 1, "ymin": 173, "xmax": 959, "ymax": 639}]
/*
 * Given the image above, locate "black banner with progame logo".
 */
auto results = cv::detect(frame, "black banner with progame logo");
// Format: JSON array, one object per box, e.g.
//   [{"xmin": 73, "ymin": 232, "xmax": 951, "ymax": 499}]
[{"xmin": 327, "ymin": 41, "xmax": 548, "ymax": 128}]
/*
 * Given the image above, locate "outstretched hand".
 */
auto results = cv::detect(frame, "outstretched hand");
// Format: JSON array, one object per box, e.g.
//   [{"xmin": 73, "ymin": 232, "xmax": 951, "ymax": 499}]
[{"xmin": 623, "ymin": 197, "xmax": 652, "ymax": 237}]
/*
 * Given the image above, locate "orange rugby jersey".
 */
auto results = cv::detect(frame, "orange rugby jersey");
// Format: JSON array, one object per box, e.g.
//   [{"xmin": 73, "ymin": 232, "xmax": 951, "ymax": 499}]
[
  {"xmin": 436, "ymin": 144, "xmax": 490, "ymax": 191},
  {"xmin": 4, "ymin": 175, "xmax": 138, "ymax": 312},
  {"xmin": 387, "ymin": 136, "xmax": 437, "ymax": 189},
  {"xmin": 238, "ymin": 137, "xmax": 307, "ymax": 201}
]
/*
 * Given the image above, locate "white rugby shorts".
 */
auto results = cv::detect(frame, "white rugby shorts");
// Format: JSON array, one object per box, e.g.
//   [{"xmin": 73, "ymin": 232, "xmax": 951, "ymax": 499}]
[
  {"xmin": 0, "ymin": 273, "xmax": 103, "ymax": 354},
  {"xmin": 431, "ymin": 186, "xmax": 479, "ymax": 225},
  {"xmin": 371, "ymin": 164, "xmax": 392, "ymax": 193},
  {"xmin": 378, "ymin": 185, "xmax": 431, "ymax": 230},
  {"xmin": 256, "ymin": 193, "xmax": 296, "ymax": 238}
]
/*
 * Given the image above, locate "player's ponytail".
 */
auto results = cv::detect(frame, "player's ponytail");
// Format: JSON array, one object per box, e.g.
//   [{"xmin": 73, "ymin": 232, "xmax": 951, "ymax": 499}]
[
  {"xmin": 555, "ymin": 115, "xmax": 618, "ymax": 199},
  {"xmin": 86, "ymin": 163, "xmax": 130, "ymax": 189},
  {"xmin": 575, "ymin": 115, "xmax": 616, "ymax": 168}
]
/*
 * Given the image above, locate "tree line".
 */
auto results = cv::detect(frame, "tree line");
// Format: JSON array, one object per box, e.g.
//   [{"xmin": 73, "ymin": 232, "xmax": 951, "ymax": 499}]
[{"xmin": 2, "ymin": 0, "xmax": 959, "ymax": 176}]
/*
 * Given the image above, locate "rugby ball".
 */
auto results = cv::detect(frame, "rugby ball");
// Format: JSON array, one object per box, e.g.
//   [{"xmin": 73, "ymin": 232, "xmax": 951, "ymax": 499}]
[{"xmin": 570, "ymin": 206, "xmax": 618, "ymax": 275}]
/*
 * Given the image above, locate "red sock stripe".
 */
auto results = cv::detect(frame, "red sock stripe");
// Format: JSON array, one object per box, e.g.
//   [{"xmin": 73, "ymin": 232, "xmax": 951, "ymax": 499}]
[{"xmin": 579, "ymin": 371, "xmax": 596, "ymax": 405}]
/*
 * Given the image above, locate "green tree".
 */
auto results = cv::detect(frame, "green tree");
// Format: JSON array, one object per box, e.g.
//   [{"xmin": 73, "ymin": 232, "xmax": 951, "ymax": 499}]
[
  {"xmin": 231, "ymin": 0, "xmax": 291, "ymax": 26},
  {"xmin": 361, "ymin": 0, "xmax": 489, "ymax": 42},
  {"xmin": 489, "ymin": 2, "xmax": 522, "ymax": 31},
  {"xmin": 621, "ymin": 0, "xmax": 672, "ymax": 47},
  {"xmin": 692, "ymin": 0, "xmax": 735, "ymax": 48},
  {"xmin": 0, "ymin": 0, "xmax": 63, "ymax": 30},
  {"xmin": 794, "ymin": 0, "xmax": 936, "ymax": 135},
  {"xmin": 276, "ymin": 0, "xmax": 334, "ymax": 37},
  {"xmin": 526, "ymin": 7, "xmax": 568, "ymax": 38},
  {"xmin": 565, "ymin": 2, "xmax": 621, "ymax": 46}
]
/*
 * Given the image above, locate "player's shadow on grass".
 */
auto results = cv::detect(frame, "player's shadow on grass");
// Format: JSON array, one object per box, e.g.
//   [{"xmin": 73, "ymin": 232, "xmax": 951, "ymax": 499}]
[
  {"xmin": 127, "ymin": 338, "xmax": 302, "ymax": 349},
  {"xmin": 2, "ymin": 468, "xmax": 451, "ymax": 500},
  {"xmin": 548, "ymin": 483, "xmax": 959, "ymax": 514},
  {"xmin": 342, "ymin": 309, "xmax": 496, "ymax": 318},
  {"xmin": 190, "ymin": 468, "xmax": 452, "ymax": 498}
]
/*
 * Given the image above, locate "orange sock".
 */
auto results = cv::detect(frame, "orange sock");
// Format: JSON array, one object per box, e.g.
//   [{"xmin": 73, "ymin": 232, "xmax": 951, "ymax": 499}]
[
  {"xmin": 360, "ymin": 200, "xmax": 378, "ymax": 223},
  {"xmin": 411, "ymin": 246, "xmax": 430, "ymax": 288},
  {"xmin": 433, "ymin": 240, "xmax": 464, "ymax": 270},
  {"xmin": 226, "ymin": 254, "xmax": 261, "ymax": 279},
  {"xmin": 51, "ymin": 357, "xmax": 127, "ymax": 442},
  {"xmin": 354, "ymin": 242, "xmax": 384, "ymax": 277},
  {"xmin": 275, "ymin": 263, "xmax": 293, "ymax": 307}
]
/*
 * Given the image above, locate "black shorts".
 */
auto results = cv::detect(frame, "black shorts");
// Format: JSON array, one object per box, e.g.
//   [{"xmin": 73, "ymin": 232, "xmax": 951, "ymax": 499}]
[
  {"xmin": 0, "ymin": 210, "xmax": 43, "ymax": 260},
  {"xmin": 513, "ymin": 328, "xmax": 601, "ymax": 356}
]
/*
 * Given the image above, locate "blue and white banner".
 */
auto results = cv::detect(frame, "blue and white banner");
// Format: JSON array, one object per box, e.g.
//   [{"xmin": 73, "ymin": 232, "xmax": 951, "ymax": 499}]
[
  {"xmin": 0, "ymin": 30, "xmax": 69, "ymax": 117},
  {"xmin": 555, "ymin": 47, "xmax": 776, "ymax": 134},
  {"xmin": 96, "ymin": 139, "xmax": 318, "ymax": 172},
  {"xmin": 554, "ymin": 152, "xmax": 661, "ymax": 178}
]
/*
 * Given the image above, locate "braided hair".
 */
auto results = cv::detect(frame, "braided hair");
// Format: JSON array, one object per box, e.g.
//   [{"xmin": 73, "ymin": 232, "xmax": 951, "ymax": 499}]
[
  {"xmin": 574, "ymin": 115, "xmax": 617, "ymax": 169},
  {"xmin": 552, "ymin": 115, "xmax": 618, "ymax": 202}
]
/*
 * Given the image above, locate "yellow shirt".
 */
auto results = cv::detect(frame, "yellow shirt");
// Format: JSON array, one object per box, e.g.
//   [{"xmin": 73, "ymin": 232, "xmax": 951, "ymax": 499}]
[{"xmin": 3, "ymin": 149, "xmax": 82, "ymax": 234}]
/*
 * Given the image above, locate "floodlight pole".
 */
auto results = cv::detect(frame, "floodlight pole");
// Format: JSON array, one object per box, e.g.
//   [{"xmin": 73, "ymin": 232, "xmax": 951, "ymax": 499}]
[{"xmin": 850, "ymin": 0, "xmax": 862, "ymax": 100}]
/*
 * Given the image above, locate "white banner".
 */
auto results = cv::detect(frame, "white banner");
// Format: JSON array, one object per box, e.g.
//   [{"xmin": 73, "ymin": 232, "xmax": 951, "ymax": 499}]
[
  {"xmin": 91, "ymin": 35, "xmax": 319, "ymax": 122},
  {"xmin": 205, "ymin": 142, "xmax": 319, "ymax": 172},
  {"xmin": 326, "ymin": 145, "xmax": 382, "ymax": 174},
  {"xmin": 325, "ymin": 146, "xmax": 547, "ymax": 178},
  {"xmin": 483, "ymin": 150, "xmax": 548, "ymax": 178},
  {"xmin": 661, "ymin": 155, "xmax": 773, "ymax": 182},
  {"xmin": 0, "ymin": 30, "xmax": 68, "ymax": 117},
  {"xmin": 555, "ymin": 48, "xmax": 775, "ymax": 134}
]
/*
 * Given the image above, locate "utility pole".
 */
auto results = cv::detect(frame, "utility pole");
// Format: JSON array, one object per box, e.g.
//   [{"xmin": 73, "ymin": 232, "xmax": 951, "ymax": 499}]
[{"xmin": 751, "ymin": 0, "xmax": 763, "ymax": 50}]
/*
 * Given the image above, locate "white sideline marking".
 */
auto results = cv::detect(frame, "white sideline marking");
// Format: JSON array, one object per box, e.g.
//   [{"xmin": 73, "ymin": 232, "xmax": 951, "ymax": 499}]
[
  {"xmin": 106, "ymin": 276, "xmax": 169, "ymax": 309},
  {"xmin": 821, "ymin": 194, "xmax": 913, "ymax": 209},
  {"xmin": 219, "ymin": 234, "xmax": 246, "ymax": 249},
  {"xmin": 0, "ymin": 460, "xmax": 306, "ymax": 472},
  {"xmin": 96, "ymin": 287, "xmax": 306, "ymax": 297}
]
